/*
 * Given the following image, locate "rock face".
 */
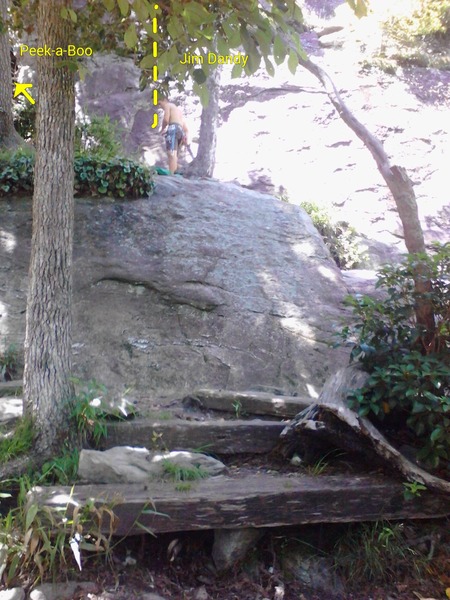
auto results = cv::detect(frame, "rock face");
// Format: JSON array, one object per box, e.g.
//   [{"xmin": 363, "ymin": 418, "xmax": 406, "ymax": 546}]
[
  {"xmin": 0, "ymin": 177, "xmax": 349, "ymax": 401},
  {"xmin": 72, "ymin": 35, "xmax": 449, "ymax": 269}
]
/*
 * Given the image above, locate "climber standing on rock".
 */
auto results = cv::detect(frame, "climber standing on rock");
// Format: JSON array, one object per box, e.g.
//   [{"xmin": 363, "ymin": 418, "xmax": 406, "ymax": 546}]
[{"xmin": 158, "ymin": 96, "xmax": 190, "ymax": 174}]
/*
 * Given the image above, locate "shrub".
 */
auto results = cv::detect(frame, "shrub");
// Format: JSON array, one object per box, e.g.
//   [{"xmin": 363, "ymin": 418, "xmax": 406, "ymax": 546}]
[
  {"xmin": 0, "ymin": 149, "xmax": 154, "ymax": 198},
  {"xmin": 0, "ymin": 147, "xmax": 34, "ymax": 196},
  {"xmin": 13, "ymin": 105, "xmax": 123, "ymax": 159},
  {"xmin": 74, "ymin": 154, "xmax": 154, "ymax": 197},
  {"xmin": 337, "ymin": 244, "xmax": 450, "ymax": 470},
  {"xmin": 0, "ymin": 478, "xmax": 116, "ymax": 585},
  {"xmin": 386, "ymin": 0, "xmax": 450, "ymax": 40},
  {"xmin": 0, "ymin": 344, "xmax": 19, "ymax": 382},
  {"xmin": 75, "ymin": 115, "xmax": 122, "ymax": 159},
  {"xmin": 13, "ymin": 99, "xmax": 36, "ymax": 141},
  {"xmin": 300, "ymin": 201, "xmax": 363, "ymax": 269}
]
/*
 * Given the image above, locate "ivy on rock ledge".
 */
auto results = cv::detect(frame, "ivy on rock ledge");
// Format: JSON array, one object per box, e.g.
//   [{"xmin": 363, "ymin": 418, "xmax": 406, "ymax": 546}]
[{"xmin": 0, "ymin": 149, "xmax": 154, "ymax": 198}]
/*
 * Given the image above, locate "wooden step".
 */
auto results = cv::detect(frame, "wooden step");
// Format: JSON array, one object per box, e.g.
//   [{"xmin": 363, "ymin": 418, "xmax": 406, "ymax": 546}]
[
  {"xmin": 103, "ymin": 419, "xmax": 285, "ymax": 454},
  {"xmin": 184, "ymin": 389, "xmax": 312, "ymax": 418},
  {"xmin": 33, "ymin": 472, "xmax": 450, "ymax": 536},
  {"xmin": 0, "ymin": 379, "xmax": 23, "ymax": 397}
]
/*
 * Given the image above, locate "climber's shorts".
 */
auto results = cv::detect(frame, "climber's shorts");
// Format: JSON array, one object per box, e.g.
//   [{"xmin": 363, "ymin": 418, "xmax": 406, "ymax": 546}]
[{"xmin": 165, "ymin": 123, "xmax": 184, "ymax": 152}]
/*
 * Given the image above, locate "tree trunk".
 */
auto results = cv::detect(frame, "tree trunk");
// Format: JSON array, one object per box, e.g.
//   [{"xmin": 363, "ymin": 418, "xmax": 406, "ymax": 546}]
[
  {"xmin": 186, "ymin": 65, "xmax": 222, "ymax": 178},
  {"xmin": 23, "ymin": 0, "xmax": 76, "ymax": 457},
  {"xmin": 298, "ymin": 57, "xmax": 435, "ymax": 344},
  {"xmin": 0, "ymin": 0, "xmax": 23, "ymax": 150}
]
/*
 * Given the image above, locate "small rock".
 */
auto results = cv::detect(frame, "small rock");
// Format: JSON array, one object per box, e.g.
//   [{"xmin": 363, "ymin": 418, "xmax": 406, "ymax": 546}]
[
  {"xmin": 193, "ymin": 585, "xmax": 210, "ymax": 600},
  {"xmin": 28, "ymin": 591, "xmax": 46, "ymax": 600},
  {"xmin": 30, "ymin": 582, "xmax": 98, "ymax": 600},
  {"xmin": 0, "ymin": 590, "xmax": 25, "ymax": 600},
  {"xmin": 281, "ymin": 550, "xmax": 345, "ymax": 599},
  {"xmin": 212, "ymin": 528, "xmax": 264, "ymax": 573}
]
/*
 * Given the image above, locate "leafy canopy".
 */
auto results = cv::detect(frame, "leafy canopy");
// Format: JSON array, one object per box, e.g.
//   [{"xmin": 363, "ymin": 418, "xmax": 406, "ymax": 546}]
[
  {"xmin": 9, "ymin": 0, "xmax": 371, "ymax": 105},
  {"xmin": 99, "ymin": 0, "xmax": 306, "ymax": 104}
]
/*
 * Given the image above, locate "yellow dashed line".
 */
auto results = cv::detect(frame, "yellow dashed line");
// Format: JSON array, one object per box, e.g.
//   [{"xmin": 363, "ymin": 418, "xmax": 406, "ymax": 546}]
[{"xmin": 152, "ymin": 4, "xmax": 159, "ymax": 129}]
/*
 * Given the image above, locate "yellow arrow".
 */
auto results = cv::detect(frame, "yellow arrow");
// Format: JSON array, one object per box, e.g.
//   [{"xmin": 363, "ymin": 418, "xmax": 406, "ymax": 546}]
[{"xmin": 13, "ymin": 82, "xmax": 35, "ymax": 105}]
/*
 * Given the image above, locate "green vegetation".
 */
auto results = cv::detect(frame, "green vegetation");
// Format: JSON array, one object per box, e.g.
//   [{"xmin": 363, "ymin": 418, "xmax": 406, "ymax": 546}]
[
  {"xmin": 161, "ymin": 459, "xmax": 210, "ymax": 483},
  {"xmin": 1, "ymin": 110, "xmax": 154, "ymax": 198},
  {"xmin": 232, "ymin": 399, "xmax": 243, "ymax": 419},
  {"xmin": 0, "ymin": 148, "xmax": 154, "ymax": 198},
  {"xmin": 0, "ymin": 344, "xmax": 20, "ymax": 382},
  {"xmin": 73, "ymin": 155, "xmax": 154, "ymax": 198},
  {"xmin": 403, "ymin": 480, "xmax": 427, "ymax": 500},
  {"xmin": 0, "ymin": 380, "xmax": 122, "ymax": 583},
  {"xmin": 337, "ymin": 243, "xmax": 450, "ymax": 470},
  {"xmin": 300, "ymin": 201, "xmax": 363, "ymax": 269},
  {"xmin": 334, "ymin": 521, "xmax": 427, "ymax": 586},
  {"xmin": 0, "ymin": 147, "xmax": 34, "ymax": 197},
  {"xmin": 0, "ymin": 479, "xmax": 116, "ymax": 586},
  {"xmin": 13, "ymin": 102, "xmax": 122, "ymax": 159},
  {"xmin": 375, "ymin": 0, "xmax": 450, "ymax": 70},
  {"xmin": 386, "ymin": 0, "xmax": 450, "ymax": 41},
  {"xmin": 0, "ymin": 418, "xmax": 33, "ymax": 465},
  {"xmin": 75, "ymin": 115, "xmax": 123, "ymax": 160}
]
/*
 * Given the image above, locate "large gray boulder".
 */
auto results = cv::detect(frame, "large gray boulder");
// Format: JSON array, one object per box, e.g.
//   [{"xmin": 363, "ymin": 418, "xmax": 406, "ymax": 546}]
[
  {"xmin": 0, "ymin": 177, "xmax": 349, "ymax": 403},
  {"xmin": 78, "ymin": 447, "xmax": 226, "ymax": 483}
]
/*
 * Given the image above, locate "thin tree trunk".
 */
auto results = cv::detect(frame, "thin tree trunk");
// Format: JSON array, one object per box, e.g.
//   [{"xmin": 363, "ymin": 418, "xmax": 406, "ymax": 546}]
[
  {"xmin": 298, "ymin": 57, "xmax": 435, "ymax": 344},
  {"xmin": 24, "ymin": 0, "xmax": 76, "ymax": 457},
  {"xmin": 186, "ymin": 65, "xmax": 222, "ymax": 178},
  {"xmin": 0, "ymin": 0, "xmax": 23, "ymax": 149}
]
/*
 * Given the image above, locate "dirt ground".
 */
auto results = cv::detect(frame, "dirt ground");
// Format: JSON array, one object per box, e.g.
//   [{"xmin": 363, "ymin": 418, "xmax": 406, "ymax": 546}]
[{"xmin": 35, "ymin": 520, "xmax": 450, "ymax": 600}]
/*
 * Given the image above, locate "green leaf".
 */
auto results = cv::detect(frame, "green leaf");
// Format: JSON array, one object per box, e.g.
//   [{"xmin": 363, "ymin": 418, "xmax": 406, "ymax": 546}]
[
  {"xmin": 192, "ymin": 68, "xmax": 207, "ymax": 85},
  {"xmin": 430, "ymin": 427, "xmax": 443, "ymax": 443},
  {"xmin": 273, "ymin": 34, "xmax": 286, "ymax": 65},
  {"xmin": 264, "ymin": 56, "xmax": 275, "ymax": 77},
  {"xmin": 216, "ymin": 35, "xmax": 229, "ymax": 57},
  {"xmin": 124, "ymin": 23, "xmax": 138, "ymax": 48},
  {"xmin": 133, "ymin": 0, "xmax": 151, "ymax": 20},
  {"xmin": 117, "ymin": 0, "xmax": 130, "ymax": 17},
  {"xmin": 26, "ymin": 503, "xmax": 39, "ymax": 531},
  {"xmin": 102, "ymin": 0, "xmax": 115, "ymax": 10},
  {"xmin": 140, "ymin": 55, "xmax": 154, "ymax": 69},
  {"xmin": 347, "ymin": 0, "xmax": 369, "ymax": 18},
  {"xmin": 231, "ymin": 62, "xmax": 243, "ymax": 79},
  {"xmin": 68, "ymin": 8, "xmax": 77, "ymax": 23},
  {"xmin": 287, "ymin": 49, "xmax": 298, "ymax": 75},
  {"xmin": 167, "ymin": 19, "xmax": 184, "ymax": 40},
  {"xmin": 222, "ymin": 21, "xmax": 240, "ymax": 47}
]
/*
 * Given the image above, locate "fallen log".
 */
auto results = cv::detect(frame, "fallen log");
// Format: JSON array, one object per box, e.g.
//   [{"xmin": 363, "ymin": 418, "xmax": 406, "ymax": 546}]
[
  {"xmin": 183, "ymin": 389, "xmax": 312, "ymax": 418},
  {"xmin": 280, "ymin": 365, "xmax": 450, "ymax": 496}
]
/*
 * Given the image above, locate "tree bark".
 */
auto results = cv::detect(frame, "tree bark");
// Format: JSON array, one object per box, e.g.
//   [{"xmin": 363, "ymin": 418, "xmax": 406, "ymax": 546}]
[
  {"xmin": 185, "ymin": 65, "xmax": 222, "ymax": 178},
  {"xmin": 0, "ymin": 0, "xmax": 23, "ymax": 150},
  {"xmin": 298, "ymin": 57, "xmax": 435, "ymax": 343},
  {"xmin": 23, "ymin": 0, "xmax": 76, "ymax": 457}
]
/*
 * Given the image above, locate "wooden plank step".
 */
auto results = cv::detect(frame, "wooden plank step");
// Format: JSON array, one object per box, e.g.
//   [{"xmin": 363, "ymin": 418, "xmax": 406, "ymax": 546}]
[
  {"xmin": 184, "ymin": 389, "xmax": 312, "ymax": 418},
  {"xmin": 103, "ymin": 419, "xmax": 284, "ymax": 454},
  {"xmin": 0, "ymin": 380, "xmax": 23, "ymax": 397},
  {"xmin": 33, "ymin": 473, "xmax": 450, "ymax": 536}
]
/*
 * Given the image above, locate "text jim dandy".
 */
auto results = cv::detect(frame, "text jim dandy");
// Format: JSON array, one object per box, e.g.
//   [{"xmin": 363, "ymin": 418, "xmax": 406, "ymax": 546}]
[{"xmin": 180, "ymin": 52, "xmax": 249, "ymax": 68}]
